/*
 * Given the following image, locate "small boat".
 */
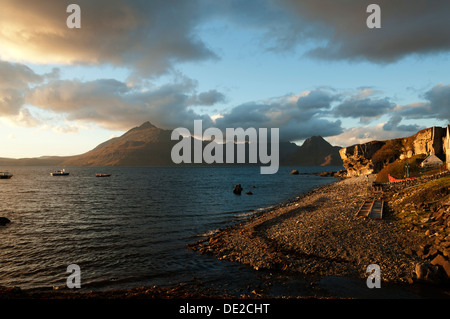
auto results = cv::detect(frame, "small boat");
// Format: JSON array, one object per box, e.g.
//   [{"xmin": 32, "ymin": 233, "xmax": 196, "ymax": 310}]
[
  {"xmin": 96, "ymin": 173, "xmax": 111, "ymax": 177},
  {"xmin": 388, "ymin": 174, "xmax": 417, "ymax": 183},
  {"xmin": 0, "ymin": 172, "xmax": 13, "ymax": 179},
  {"xmin": 50, "ymin": 169, "xmax": 69, "ymax": 176}
]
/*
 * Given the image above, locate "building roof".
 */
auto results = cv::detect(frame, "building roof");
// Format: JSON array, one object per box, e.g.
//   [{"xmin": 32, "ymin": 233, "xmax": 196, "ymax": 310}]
[{"xmin": 421, "ymin": 153, "xmax": 444, "ymax": 167}]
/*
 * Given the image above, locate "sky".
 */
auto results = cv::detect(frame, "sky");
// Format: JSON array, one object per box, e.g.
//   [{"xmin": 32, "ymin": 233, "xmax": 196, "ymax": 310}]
[{"xmin": 1, "ymin": 0, "xmax": 450, "ymax": 158}]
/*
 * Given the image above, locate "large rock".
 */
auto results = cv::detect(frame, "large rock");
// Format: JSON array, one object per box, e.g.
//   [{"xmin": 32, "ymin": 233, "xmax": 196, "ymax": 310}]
[
  {"xmin": 0, "ymin": 217, "xmax": 11, "ymax": 226},
  {"xmin": 431, "ymin": 254, "xmax": 450, "ymax": 278},
  {"xmin": 233, "ymin": 184, "xmax": 243, "ymax": 195},
  {"xmin": 339, "ymin": 141, "xmax": 385, "ymax": 177},
  {"xmin": 415, "ymin": 261, "xmax": 447, "ymax": 284}
]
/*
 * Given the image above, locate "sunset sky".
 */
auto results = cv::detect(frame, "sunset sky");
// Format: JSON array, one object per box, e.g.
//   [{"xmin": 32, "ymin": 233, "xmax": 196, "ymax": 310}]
[{"xmin": 1, "ymin": 0, "xmax": 450, "ymax": 158}]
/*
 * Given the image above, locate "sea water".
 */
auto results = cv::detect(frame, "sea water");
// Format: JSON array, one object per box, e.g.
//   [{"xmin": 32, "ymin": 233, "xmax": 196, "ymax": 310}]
[{"xmin": 0, "ymin": 166, "xmax": 339, "ymax": 291}]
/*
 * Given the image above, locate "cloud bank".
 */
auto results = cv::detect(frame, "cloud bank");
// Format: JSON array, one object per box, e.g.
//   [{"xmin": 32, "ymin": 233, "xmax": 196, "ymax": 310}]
[
  {"xmin": 2, "ymin": 0, "xmax": 449, "ymax": 70},
  {"xmin": 0, "ymin": 56, "xmax": 448, "ymax": 144},
  {"xmin": 1, "ymin": 1, "xmax": 450, "ymax": 147},
  {"xmin": 0, "ymin": 0, "xmax": 216, "ymax": 76},
  {"xmin": 274, "ymin": 0, "xmax": 450, "ymax": 63}
]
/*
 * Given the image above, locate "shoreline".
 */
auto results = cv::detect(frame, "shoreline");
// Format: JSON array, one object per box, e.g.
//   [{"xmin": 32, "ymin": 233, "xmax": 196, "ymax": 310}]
[
  {"xmin": 187, "ymin": 174, "xmax": 450, "ymax": 297},
  {"xmin": 188, "ymin": 175, "xmax": 415, "ymax": 278},
  {"xmin": 2, "ymin": 174, "xmax": 449, "ymax": 299}
]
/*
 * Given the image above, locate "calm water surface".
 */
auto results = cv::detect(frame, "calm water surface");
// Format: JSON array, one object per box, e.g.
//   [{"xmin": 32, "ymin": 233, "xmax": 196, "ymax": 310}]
[{"xmin": 0, "ymin": 166, "xmax": 338, "ymax": 292}]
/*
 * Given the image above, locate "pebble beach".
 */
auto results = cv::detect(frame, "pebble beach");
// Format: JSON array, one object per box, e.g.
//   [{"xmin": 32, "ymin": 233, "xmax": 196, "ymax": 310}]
[{"xmin": 188, "ymin": 176, "xmax": 425, "ymax": 284}]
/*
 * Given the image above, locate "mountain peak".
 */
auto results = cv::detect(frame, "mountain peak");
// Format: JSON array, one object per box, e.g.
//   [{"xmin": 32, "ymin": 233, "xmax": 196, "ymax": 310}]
[
  {"xmin": 284, "ymin": 135, "xmax": 343, "ymax": 166},
  {"xmin": 138, "ymin": 121, "xmax": 156, "ymax": 129},
  {"xmin": 305, "ymin": 135, "xmax": 325, "ymax": 141},
  {"xmin": 303, "ymin": 136, "xmax": 328, "ymax": 146}
]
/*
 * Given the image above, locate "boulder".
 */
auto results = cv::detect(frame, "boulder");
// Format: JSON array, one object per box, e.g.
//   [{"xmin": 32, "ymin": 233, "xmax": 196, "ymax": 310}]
[
  {"xmin": 233, "ymin": 184, "xmax": 243, "ymax": 195},
  {"xmin": 0, "ymin": 217, "xmax": 11, "ymax": 226},
  {"xmin": 415, "ymin": 261, "xmax": 447, "ymax": 284},
  {"xmin": 338, "ymin": 141, "xmax": 385, "ymax": 177},
  {"xmin": 431, "ymin": 254, "xmax": 450, "ymax": 278}
]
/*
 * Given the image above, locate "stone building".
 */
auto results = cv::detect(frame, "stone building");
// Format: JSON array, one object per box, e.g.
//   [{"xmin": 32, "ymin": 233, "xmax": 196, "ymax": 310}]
[{"xmin": 420, "ymin": 153, "xmax": 444, "ymax": 169}]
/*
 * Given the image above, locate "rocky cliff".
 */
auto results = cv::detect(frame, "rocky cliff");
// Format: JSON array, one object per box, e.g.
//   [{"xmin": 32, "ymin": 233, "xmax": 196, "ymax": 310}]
[
  {"xmin": 340, "ymin": 126, "xmax": 449, "ymax": 177},
  {"xmin": 409, "ymin": 126, "xmax": 447, "ymax": 157},
  {"xmin": 339, "ymin": 141, "xmax": 385, "ymax": 176}
]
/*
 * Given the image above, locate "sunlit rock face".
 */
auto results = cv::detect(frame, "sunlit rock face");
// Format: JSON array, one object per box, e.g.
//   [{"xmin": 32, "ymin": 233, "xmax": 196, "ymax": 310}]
[{"xmin": 339, "ymin": 126, "xmax": 449, "ymax": 177}]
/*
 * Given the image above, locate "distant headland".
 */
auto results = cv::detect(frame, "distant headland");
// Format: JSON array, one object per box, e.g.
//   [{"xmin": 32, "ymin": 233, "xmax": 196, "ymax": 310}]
[
  {"xmin": 1, "ymin": 123, "xmax": 449, "ymax": 176},
  {"xmin": 0, "ymin": 121, "xmax": 343, "ymax": 168}
]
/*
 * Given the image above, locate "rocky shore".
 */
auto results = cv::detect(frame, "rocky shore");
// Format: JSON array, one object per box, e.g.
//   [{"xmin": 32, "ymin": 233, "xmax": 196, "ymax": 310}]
[
  {"xmin": 2, "ymin": 174, "xmax": 449, "ymax": 299},
  {"xmin": 385, "ymin": 175, "xmax": 450, "ymax": 284},
  {"xmin": 188, "ymin": 175, "xmax": 450, "ymax": 291}
]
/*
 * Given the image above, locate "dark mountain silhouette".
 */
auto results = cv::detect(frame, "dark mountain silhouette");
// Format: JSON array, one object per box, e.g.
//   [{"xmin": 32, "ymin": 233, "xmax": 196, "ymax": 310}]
[
  {"xmin": 283, "ymin": 136, "xmax": 343, "ymax": 166},
  {"xmin": 0, "ymin": 122, "xmax": 342, "ymax": 167}
]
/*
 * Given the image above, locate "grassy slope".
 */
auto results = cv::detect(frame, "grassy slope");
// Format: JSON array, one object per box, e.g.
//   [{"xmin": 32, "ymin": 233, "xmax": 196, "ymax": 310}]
[
  {"xmin": 375, "ymin": 154, "xmax": 446, "ymax": 183},
  {"xmin": 389, "ymin": 175, "xmax": 450, "ymax": 229}
]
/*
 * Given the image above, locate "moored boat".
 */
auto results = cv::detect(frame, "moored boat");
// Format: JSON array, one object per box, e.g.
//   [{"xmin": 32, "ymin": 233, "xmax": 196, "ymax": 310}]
[
  {"xmin": 96, "ymin": 173, "xmax": 111, "ymax": 177},
  {"xmin": 50, "ymin": 169, "xmax": 69, "ymax": 176},
  {"xmin": 388, "ymin": 174, "xmax": 416, "ymax": 183},
  {"xmin": 0, "ymin": 172, "xmax": 13, "ymax": 179}
]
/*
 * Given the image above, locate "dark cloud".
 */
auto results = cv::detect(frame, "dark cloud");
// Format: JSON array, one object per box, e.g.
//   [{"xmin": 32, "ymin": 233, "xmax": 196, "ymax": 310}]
[
  {"xmin": 267, "ymin": 0, "xmax": 450, "ymax": 63},
  {"xmin": 25, "ymin": 76, "xmax": 217, "ymax": 131},
  {"xmin": 296, "ymin": 89, "xmax": 338, "ymax": 111},
  {"xmin": 2, "ymin": 0, "xmax": 449, "ymax": 77},
  {"xmin": 189, "ymin": 90, "xmax": 227, "ymax": 106},
  {"xmin": 215, "ymin": 92, "xmax": 343, "ymax": 141},
  {"xmin": 382, "ymin": 114, "xmax": 423, "ymax": 132},
  {"xmin": 279, "ymin": 117, "xmax": 343, "ymax": 142},
  {"xmin": 333, "ymin": 96, "xmax": 396, "ymax": 123},
  {"xmin": 0, "ymin": 0, "xmax": 216, "ymax": 76},
  {"xmin": 423, "ymin": 84, "xmax": 450, "ymax": 121},
  {"xmin": 2, "ymin": 57, "xmax": 343, "ymax": 139},
  {"xmin": 397, "ymin": 84, "xmax": 450, "ymax": 122}
]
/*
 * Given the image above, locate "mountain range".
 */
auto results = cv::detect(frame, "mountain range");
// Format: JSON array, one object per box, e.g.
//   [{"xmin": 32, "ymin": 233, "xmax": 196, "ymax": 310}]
[{"xmin": 0, "ymin": 122, "xmax": 343, "ymax": 167}]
